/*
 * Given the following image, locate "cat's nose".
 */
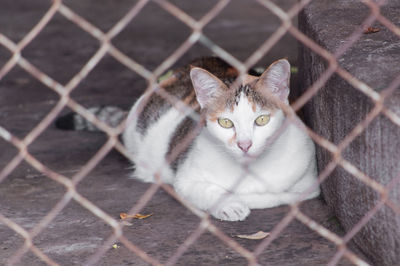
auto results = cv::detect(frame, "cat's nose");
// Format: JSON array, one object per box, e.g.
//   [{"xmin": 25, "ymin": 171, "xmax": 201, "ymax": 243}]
[{"xmin": 237, "ymin": 140, "xmax": 252, "ymax": 153}]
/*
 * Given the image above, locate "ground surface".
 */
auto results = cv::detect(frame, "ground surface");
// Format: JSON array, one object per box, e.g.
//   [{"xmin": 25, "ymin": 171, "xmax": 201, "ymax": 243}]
[{"xmin": 0, "ymin": 0, "xmax": 366, "ymax": 265}]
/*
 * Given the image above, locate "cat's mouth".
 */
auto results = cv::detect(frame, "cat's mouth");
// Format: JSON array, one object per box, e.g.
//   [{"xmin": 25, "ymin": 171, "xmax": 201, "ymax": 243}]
[
  {"xmin": 230, "ymin": 143, "xmax": 260, "ymax": 161},
  {"xmin": 239, "ymin": 151, "xmax": 258, "ymax": 161},
  {"xmin": 243, "ymin": 152, "xmax": 256, "ymax": 158},
  {"xmin": 238, "ymin": 147, "xmax": 265, "ymax": 161},
  {"xmin": 235, "ymin": 154, "xmax": 257, "ymax": 165}
]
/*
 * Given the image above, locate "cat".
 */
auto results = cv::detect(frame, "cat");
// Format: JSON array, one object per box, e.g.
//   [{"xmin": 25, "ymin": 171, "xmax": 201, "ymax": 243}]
[{"xmin": 123, "ymin": 57, "xmax": 320, "ymax": 221}]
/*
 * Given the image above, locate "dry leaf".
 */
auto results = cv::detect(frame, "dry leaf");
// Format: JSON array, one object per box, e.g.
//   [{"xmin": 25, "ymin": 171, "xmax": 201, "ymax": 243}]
[
  {"xmin": 120, "ymin": 212, "xmax": 153, "ymax": 220},
  {"xmin": 364, "ymin": 27, "xmax": 380, "ymax": 34},
  {"xmin": 133, "ymin": 213, "xmax": 153, "ymax": 219},
  {"xmin": 236, "ymin": 231, "xmax": 270, "ymax": 240}
]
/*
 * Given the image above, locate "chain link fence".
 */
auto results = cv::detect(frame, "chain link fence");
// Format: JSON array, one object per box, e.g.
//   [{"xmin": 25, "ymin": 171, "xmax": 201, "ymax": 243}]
[{"xmin": 0, "ymin": 0, "xmax": 399, "ymax": 265}]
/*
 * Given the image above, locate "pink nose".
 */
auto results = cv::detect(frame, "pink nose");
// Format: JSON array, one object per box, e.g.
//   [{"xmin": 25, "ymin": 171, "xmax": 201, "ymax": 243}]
[{"xmin": 237, "ymin": 141, "xmax": 252, "ymax": 153}]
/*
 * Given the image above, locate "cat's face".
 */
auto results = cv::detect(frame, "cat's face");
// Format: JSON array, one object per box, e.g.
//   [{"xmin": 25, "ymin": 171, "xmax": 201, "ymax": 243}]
[
  {"xmin": 206, "ymin": 93, "xmax": 285, "ymax": 160},
  {"xmin": 190, "ymin": 59, "xmax": 291, "ymax": 161}
]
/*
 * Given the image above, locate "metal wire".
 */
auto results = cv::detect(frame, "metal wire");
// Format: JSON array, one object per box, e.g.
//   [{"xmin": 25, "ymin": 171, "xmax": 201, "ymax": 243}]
[{"xmin": 0, "ymin": 0, "xmax": 399, "ymax": 265}]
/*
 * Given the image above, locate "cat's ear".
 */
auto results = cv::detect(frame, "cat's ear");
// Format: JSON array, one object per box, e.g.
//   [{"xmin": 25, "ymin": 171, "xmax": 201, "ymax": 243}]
[
  {"xmin": 256, "ymin": 59, "xmax": 290, "ymax": 104},
  {"xmin": 190, "ymin": 67, "xmax": 226, "ymax": 109}
]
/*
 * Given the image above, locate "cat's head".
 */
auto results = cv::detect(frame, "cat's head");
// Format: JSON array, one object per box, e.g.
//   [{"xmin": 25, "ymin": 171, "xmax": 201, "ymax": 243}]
[{"xmin": 190, "ymin": 59, "xmax": 291, "ymax": 160}]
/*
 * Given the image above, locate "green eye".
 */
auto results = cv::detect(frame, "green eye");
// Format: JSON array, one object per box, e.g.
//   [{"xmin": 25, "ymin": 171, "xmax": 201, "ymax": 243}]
[
  {"xmin": 255, "ymin": 114, "xmax": 270, "ymax": 126},
  {"xmin": 218, "ymin": 118, "xmax": 234, "ymax": 128}
]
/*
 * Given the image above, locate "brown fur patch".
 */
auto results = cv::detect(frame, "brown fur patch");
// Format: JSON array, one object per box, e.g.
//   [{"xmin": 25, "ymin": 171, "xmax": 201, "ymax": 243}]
[
  {"xmin": 159, "ymin": 75, "xmax": 178, "ymax": 88},
  {"xmin": 182, "ymin": 90, "xmax": 195, "ymax": 105},
  {"xmin": 242, "ymin": 74, "xmax": 258, "ymax": 85},
  {"xmin": 208, "ymin": 114, "xmax": 218, "ymax": 122},
  {"xmin": 205, "ymin": 93, "xmax": 230, "ymax": 118},
  {"xmin": 226, "ymin": 67, "xmax": 239, "ymax": 77},
  {"xmin": 228, "ymin": 132, "xmax": 236, "ymax": 146},
  {"xmin": 251, "ymin": 102, "xmax": 257, "ymax": 112},
  {"xmin": 225, "ymin": 82, "xmax": 279, "ymax": 112}
]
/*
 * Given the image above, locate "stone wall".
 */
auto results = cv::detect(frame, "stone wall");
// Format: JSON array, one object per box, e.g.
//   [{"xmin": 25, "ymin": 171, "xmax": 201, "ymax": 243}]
[{"xmin": 298, "ymin": 1, "xmax": 400, "ymax": 265}]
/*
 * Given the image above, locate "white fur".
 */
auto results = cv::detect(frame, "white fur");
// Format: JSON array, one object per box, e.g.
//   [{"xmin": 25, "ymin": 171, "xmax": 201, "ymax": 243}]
[
  {"xmin": 123, "ymin": 93, "xmax": 185, "ymax": 184},
  {"xmin": 124, "ymin": 93, "xmax": 320, "ymax": 221}
]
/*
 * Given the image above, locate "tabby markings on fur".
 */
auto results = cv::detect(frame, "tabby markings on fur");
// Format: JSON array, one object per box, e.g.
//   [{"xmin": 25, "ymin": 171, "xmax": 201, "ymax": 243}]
[{"xmin": 123, "ymin": 57, "xmax": 320, "ymax": 221}]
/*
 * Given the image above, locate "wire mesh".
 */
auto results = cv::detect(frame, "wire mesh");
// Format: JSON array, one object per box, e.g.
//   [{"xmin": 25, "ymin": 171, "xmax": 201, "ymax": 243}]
[{"xmin": 0, "ymin": 0, "xmax": 399, "ymax": 265}]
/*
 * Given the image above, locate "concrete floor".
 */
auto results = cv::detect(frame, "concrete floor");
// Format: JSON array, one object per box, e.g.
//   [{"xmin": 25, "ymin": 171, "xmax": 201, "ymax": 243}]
[{"xmin": 0, "ymin": 0, "xmax": 365, "ymax": 265}]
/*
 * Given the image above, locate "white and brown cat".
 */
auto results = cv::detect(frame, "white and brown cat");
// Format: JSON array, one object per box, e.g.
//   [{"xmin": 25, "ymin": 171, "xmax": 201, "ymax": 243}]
[{"xmin": 123, "ymin": 57, "xmax": 320, "ymax": 221}]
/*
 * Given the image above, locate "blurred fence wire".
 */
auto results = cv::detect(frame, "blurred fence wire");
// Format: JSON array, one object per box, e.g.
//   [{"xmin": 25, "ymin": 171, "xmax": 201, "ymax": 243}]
[{"xmin": 0, "ymin": 0, "xmax": 399, "ymax": 265}]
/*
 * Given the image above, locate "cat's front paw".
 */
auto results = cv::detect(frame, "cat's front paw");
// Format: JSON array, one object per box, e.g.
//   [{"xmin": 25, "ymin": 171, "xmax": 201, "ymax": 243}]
[{"xmin": 210, "ymin": 200, "xmax": 250, "ymax": 221}]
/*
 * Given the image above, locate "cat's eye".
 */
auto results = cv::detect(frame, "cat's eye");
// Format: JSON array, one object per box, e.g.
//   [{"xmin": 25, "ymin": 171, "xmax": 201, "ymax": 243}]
[
  {"xmin": 255, "ymin": 114, "xmax": 270, "ymax": 126},
  {"xmin": 218, "ymin": 118, "xmax": 234, "ymax": 128}
]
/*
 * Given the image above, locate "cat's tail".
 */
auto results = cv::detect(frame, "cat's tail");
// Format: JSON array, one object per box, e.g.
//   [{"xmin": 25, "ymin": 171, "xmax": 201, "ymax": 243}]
[{"xmin": 55, "ymin": 106, "xmax": 127, "ymax": 132}]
